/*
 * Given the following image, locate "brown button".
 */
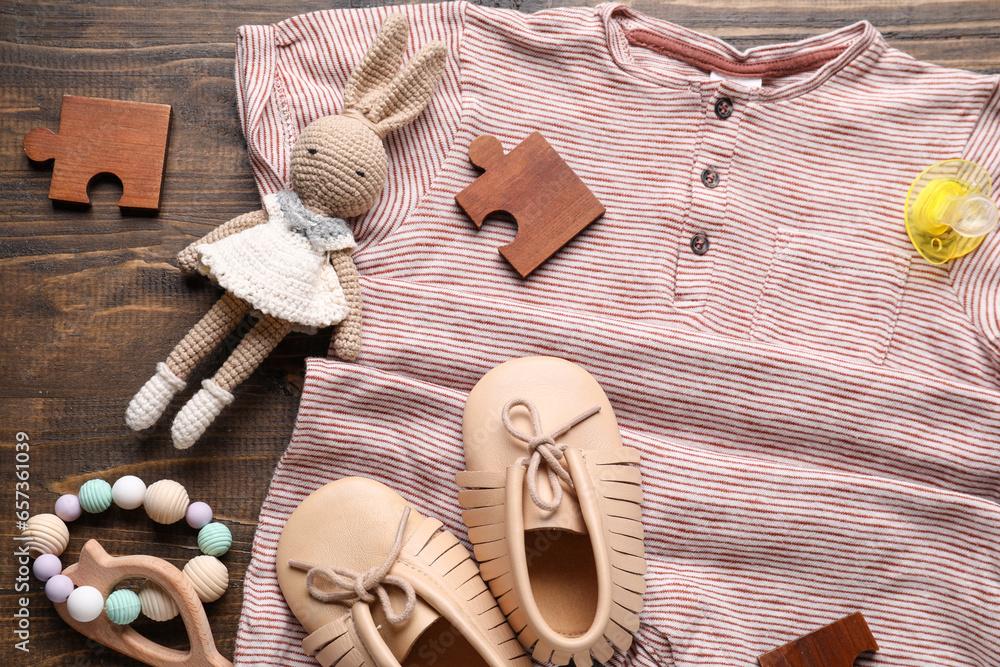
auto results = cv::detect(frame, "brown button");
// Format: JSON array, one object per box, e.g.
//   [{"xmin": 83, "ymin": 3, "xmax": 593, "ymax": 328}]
[
  {"xmin": 690, "ymin": 232, "xmax": 709, "ymax": 255},
  {"xmin": 714, "ymin": 97, "xmax": 733, "ymax": 119},
  {"xmin": 700, "ymin": 166, "xmax": 720, "ymax": 188}
]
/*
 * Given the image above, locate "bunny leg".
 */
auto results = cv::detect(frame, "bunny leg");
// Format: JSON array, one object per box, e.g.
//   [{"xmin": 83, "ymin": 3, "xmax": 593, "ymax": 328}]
[
  {"xmin": 170, "ymin": 314, "xmax": 293, "ymax": 449},
  {"xmin": 126, "ymin": 293, "xmax": 249, "ymax": 431},
  {"xmin": 212, "ymin": 314, "xmax": 294, "ymax": 392},
  {"xmin": 165, "ymin": 292, "xmax": 251, "ymax": 380},
  {"xmin": 330, "ymin": 249, "xmax": 362, "ymax": 361}
]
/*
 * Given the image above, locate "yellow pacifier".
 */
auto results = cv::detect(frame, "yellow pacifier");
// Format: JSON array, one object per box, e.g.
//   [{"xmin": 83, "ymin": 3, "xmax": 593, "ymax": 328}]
[{"xmin": 905, "ymin": 159, "xmax": 999, "ymax": 264}]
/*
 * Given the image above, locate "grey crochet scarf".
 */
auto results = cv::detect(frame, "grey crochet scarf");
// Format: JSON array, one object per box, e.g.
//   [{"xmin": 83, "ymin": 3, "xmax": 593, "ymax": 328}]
[{"xmin": 277, "ymin": 190, "xmax": 355, "ymax": 252}]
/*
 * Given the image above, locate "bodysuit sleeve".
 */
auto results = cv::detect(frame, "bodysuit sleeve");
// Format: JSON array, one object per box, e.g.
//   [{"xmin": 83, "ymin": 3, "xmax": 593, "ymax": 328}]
[
  {"xmin": 950, "ymin": 79, "xmax": 1000, "ymax": 366},
  {"xmin": 235, "ymin": 1, "xmax": 468, "ymax": 246}
]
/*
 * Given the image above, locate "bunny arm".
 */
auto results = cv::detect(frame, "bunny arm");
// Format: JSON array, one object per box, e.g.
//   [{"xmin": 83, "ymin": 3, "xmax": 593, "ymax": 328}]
[
  {"xmin": 176, "ymin": 209, "xmax": 269, "ymax": 274},
  {"xmin": 330, "ymin": 249, "xmax": 362, "ymax": 361}
]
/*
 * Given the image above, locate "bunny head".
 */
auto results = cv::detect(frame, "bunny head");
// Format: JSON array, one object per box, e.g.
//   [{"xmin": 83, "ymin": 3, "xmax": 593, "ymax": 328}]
[{"xmin": 290, "ymin": 13, "xmax": 447, "ymax": 219}]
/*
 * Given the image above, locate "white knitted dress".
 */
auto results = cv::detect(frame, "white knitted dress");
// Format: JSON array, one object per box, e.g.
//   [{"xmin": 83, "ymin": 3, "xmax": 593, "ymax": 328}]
[{"xmin": 195, "ymin": 191, "xmax": 356, "ymax": 332}]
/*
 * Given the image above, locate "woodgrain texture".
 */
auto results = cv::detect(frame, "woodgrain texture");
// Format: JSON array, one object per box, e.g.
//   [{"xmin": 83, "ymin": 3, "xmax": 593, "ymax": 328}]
[
  {"xmin": 24, "ymin": 96, "xmax": 171, "ymax": 211},
  {"xmin": 55, "ymin": 541, "xmax": 232, "ymax": 667},
  {"xmin": 457, "ymin": 133, "xmax": 606, "ymax": 277},
  {"xmin": 1, "ymin": 1, "xmax": 997, "ymax": 666},
  {"xmin": 758, "ymin": 612, "xmax": 878, "ymax": 667}
]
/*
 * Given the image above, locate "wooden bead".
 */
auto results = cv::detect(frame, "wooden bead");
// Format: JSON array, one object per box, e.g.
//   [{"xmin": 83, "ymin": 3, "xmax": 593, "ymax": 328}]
[
  {"xmin": 138, "ymin": 580, "xmax": 179, "ymax": 621},
  {"xmin": 23, "ymin": 513, "xmax": 70, "ymax": 558},
  {"xmin": 183, "ymin": 556, "xmax": 228, "ymax": 603},
  {"xmin": 143, "ymin": 480, "xmax": 189, "ymax": 524}
]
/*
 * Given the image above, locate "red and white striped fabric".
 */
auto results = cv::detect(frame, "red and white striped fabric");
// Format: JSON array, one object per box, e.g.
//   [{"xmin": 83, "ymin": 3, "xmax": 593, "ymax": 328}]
[{"xmin": 233, "ymin": 3, "xmax": 1000, "ymax": 666}]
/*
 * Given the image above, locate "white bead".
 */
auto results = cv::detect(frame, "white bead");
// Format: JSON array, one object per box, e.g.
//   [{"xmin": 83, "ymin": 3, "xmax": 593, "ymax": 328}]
[
  {"xmin": 112, "ymin": 475, "xmax": 147, "ymax": 510},
  {"xmin": 139, "ymin": 580, "xmax": 179, "ymax": 621},
  {"xmin": 22, "ymin": 514, "xmax": 70, "ymax": 558},
  {"xmin": 183, "ymin": 556, "xmax": 228, "ymax": 603},
  {"xmin": 143, "ymin": 480, "xmax": 189, "ymax": 524},
  {"xmin": 67, "ymin": 586, "xmax": 105, "ymax": 622}
]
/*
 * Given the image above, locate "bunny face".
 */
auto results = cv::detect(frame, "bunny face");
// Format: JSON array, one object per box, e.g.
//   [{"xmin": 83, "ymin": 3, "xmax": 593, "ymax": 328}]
[
  {"xmin": 290, "ymin": 115, "xmax": 388, "ymax": 219},
  {"xmin": 289, "ymin": 13, "xmax": 447, "ymax": 222}
]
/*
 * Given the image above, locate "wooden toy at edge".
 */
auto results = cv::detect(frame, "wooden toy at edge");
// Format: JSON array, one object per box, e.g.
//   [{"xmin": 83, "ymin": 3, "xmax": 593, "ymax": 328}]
[{"xmin": 24, "ymin": 95, "xmax": 171, "ymax": 211}]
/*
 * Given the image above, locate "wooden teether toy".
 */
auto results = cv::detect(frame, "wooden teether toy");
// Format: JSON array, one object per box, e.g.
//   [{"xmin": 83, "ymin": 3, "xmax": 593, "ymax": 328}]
[
  {"xmin": 23, "ymin": 95, "xmax": 171, "ymax": 211},
  {"xmin": 57, "ymin": 542, "xmax": 231, "ymax": 667},
  {"xmin": 455, "ymin": 132, "xmax": 606, "ymax": 277},
  {"xmin": 757, "ymin": 612, "xmax": 878, "ymax": 667},
  {"xmin": 21, "ymin": 476, "xmax": 232, "ymax": 667}
]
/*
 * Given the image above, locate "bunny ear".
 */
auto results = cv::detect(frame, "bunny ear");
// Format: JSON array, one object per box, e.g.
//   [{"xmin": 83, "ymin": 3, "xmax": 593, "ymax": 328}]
[
  {"xmin": 343, "ymin": 13, "xmax": 410, "ymax": 111},
  {"xmin": 367, "ymin": 40, "xmax": 448, "ymax": 136}
]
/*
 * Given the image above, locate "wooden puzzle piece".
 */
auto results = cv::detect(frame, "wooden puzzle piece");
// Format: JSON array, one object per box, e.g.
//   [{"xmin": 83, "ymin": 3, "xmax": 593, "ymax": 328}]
[
  {"xmin": 24, "ymin": 95, "xmax": 171, "ymax": 211},
  {"xmin": 758, "ymin": 612, "xmax": 878, "ymax": 667},
  {"xmin": 455, "ymin": 132, "xmax": 605, "ymax": 277},
  {"xmin": 55, "ymin": 540, "xmax": 232, "ymax": 667}
]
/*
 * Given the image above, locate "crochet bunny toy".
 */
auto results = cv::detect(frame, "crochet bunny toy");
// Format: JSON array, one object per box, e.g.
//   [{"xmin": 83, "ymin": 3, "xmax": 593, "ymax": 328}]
[{"xmin": 126, "ymin": 14, "xmax": 447, "ymax": 449}]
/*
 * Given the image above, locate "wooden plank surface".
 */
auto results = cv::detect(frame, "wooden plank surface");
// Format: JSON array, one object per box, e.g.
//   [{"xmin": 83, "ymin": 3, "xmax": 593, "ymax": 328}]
[{"xmin": 1, "ymin": 0, "xmax": 997, "ymax": 665}]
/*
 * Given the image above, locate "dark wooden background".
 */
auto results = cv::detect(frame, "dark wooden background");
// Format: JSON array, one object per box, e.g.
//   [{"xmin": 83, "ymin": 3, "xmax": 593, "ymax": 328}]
[{"xmin": 1, "ymin": 0, "xmax": 997, "ymax": 665}]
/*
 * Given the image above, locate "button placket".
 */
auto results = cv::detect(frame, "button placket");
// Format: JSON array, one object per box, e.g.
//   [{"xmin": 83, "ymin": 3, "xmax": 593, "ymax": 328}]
[{"xmin": 673, "ymin": 84, "xmax": 745, "ymax": 310}]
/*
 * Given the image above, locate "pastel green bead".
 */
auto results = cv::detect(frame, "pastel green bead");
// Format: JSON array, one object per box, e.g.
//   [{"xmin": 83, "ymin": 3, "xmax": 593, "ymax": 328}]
[
  {"xmin": 79, "ymin": 479, "xmax": 113, "ymax": 514},
  {"xmin": 197, "ymin": 523, "xmax": 232, "ymax": 557},
  {"xmin": 105, "ymin": 589, "xmax": 141, "ymax": 625}
]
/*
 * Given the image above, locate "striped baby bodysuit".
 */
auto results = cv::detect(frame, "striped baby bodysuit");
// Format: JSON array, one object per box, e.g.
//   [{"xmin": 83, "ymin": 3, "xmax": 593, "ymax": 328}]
[{"xmin": 233, "ymin": 3, "xmax": 1000, "ymax": 666}]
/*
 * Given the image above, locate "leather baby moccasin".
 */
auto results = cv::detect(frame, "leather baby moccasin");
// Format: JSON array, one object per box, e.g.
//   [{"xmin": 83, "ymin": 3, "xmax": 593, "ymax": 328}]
[
  {"xmin": 276, "ymin": 477, "xmax": 531, "ymax": 667},
  {"xmin": 457, "ymin": 356, "xmax": 647, "ymax": 666}
]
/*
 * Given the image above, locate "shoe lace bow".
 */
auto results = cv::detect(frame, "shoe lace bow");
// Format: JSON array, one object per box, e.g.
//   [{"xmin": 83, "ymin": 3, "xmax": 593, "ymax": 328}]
[
  {"xmin": 501, "ymin": 398, "xmax": 601, "ymax": 512},
  {"xmin": 288, "ymin": 507, "xmax": 416, "ymax": 624}
]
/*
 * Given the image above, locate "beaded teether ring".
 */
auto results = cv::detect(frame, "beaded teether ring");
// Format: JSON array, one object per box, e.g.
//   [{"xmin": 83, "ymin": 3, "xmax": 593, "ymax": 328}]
[{"xmin": 21, "ymin": 476, "xmax": 233, "ymax": 667}]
